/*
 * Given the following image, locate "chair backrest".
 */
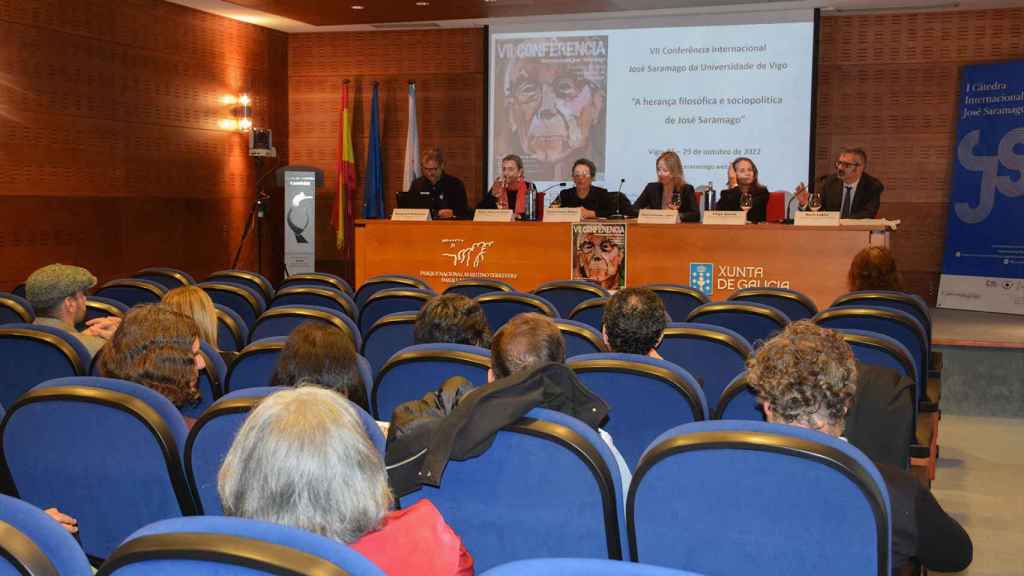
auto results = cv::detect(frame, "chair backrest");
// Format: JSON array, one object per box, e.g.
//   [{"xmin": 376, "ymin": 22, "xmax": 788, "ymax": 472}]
[
  {"xmin": 443, "ymin": 278, "xmax": 515, "ymax": 298},
  {"xmin": 372, "ymin": 343, "xmax": 490, "ymax": 419},
  {"xmin": 279, "ymin": 272, "xmax": 353, "ymax": 295},
  {"xmin": 361, "ymin": 312, "xmax": 417, "ymax": 377},
  {"xmin": 250, "ymin": 305, "xmax": 361, "ymax": 350},
  {"xmin": 837, "ymin": 329, "xmax": 917, "ymax": 391},
  {"xmin": 568, "ymin": 353, "xmax": 707, "ymax": 468},
  {"xmin": 556, "ymin": 318, "xmax": 608, "ymax": 357},
  {"xmin": 767, "ymin": 190, "xmax": 787, "ymax": 221},
  {"xmin": 644, "ymin": 285, "xmax": 708, "ymax": 322},
  {"xmin": 569, "ymin": 297, "xmax": 608, "ymax": 331},
  {"xmin": 358, "ymin": 288, "xmax": 433, "ymax": 335},
  {"xmin": 81, "ymin": 296, "xmax": 129, "ymax": 326},
  {"xmin": 533, "ymin": 280, "xmax": 610, "ymax": 318},
  {"xmin": 0, "ymin": 494, "xmax": 92, "ymax": 576},
  {"xmin": 728, "ymin": 287, "xmax": 818, "ymax": 321},
  {"xmin": 712, "ymin": 371, "xmax": 763, "ymax": 420},
  {"xmin": 133, "ymin": 268, "xmax": 195, "ymax": 290},
  {"xmin": 98, "ymin": 516, "xmax": 384, "ymax": 576},
  {"xmin": 477, "ymin": 292, "xmax": 559, "ymax": 332},
  {"xmin": 400, "ymin": 407, "xmax": 627, "ymax": 572},
  {"xmin": 0, "ymin": 292, "xmax": 34, "ymax": 325},
  {"xmin": 0, "ymin": 324, "xmax": 90, "ymax": 408},
  {"xmin": 199, "ymin": 282, "xmax": 266, "ymax": 332},
  {"xmin": 180, "ymin": 340, "xmax": 228, "ymax": 420},
  {"xmin": 214, "ymin": 304, "xmax": 249, "ymax": 353},
  {"xmin": 206, "ymin": 270, "xmax": 275, "ymax": 304},
  {"xmin": 656, "ymin": 323, "xmax": 752, "ymax": 411},
  {"xmin": 481, "ymin": 558, "xmax": 706, "ymax": 576},
  {"xmin": 94, "ymin": 279, "xmax": 167, "ymax": 308},
  {"xmin": 1, "ymin": 377, "xmax": 195, "ymax": 559},
  {"xmin": 354, "ymin": 274, "xmax": 432, "ymax": 309},
  {"xmin": 628, "ymin": 420, "xmax": 891, "ymax": 576},
  {"xmin": 832, "ymin": 290, "xmax": 932, "ymax": 339},
  {"xmin": 224, "ymin": 337, "xmax": 286, "ymax": 393},
  {"xmin": 270, "ymin": 286, "xmax": 358, "ymax": 323},
  {"xmin": 686, "ymin": 301, "xmax": 790, "ymax": 347}
]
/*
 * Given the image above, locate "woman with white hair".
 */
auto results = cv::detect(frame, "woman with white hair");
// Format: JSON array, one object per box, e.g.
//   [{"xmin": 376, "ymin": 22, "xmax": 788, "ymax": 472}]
[{"xmin": 218, "ymin": 386, "xmax": 473, "ymax": 575}]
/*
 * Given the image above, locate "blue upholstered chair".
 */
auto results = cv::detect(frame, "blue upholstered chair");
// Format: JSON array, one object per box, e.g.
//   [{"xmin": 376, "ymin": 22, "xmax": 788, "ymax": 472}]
[
  {"xmin": 0, "ymin": 324, "xmax": 90, "ymax": 408},
  {"xmin": 556, "ymin": 318, "xmax": 608, "ymax": 357},
  {"xmin": 0, "ymin": 292, "xmax": 33, "ymax": 325},
  {"xmin": 728, "ymin": 287, "xmax": 818, "ymax": 321},
  {"xmin": 279, "ymin": 272, "xmax": 353, "ymax": 295},
  {"xmin": 0, "ymin": 494, "xmax": 92, "ymax": 576},
  {"xmin": 206, "ymin": 269, "xmax": 275, "ymax": 304},
  {"xmin": 224, "ymin": 337, "xmax": 287, "ymax": 393},
  {"xmin": 250, "ymin": 305, "xmax": 361, "ymax": 351},
  {"xmin": 80, "ymin": 296, "xmax": 128, "ymax": 326},
  {"xmin": 482, "ymin": 558, "xmax": 706, "ymax": 576},
  {"xmin": 361, "ymin": 311, "xmax": 417, "ymax": 378},
  {"xmin": 712, "ymin": 371, "xmax": 763, "ymax": 420},
  {"xmin": 214, "ymin": 304, "xmax": 249, "ymax": 353},
  {"xmin": 686, "ymin": 301, "xmax": 789, "ymax": 348},
  {"xmin": 832, "ymin": 290, "xmax": 931, "ymax": 340},
  {"xmin": 568, "ymin": 353, "xmax": 707, "ymax": 468},
  {"xmin": 656, "ymin": 323, "xmax": 752, "ymax": 411},
  {"xmin": 400, "ymin": 407, "xmax": 628, "ymax": 572},
  {"xmin": 359, "ymin": 288, "xmax": 434, "ymax": 335},
  {"xmin": 133, "ymin": 267, "xmax": 195, "ymax": 290},
  {"xmin": 354, "ymin": 274, "xmax": 432, "ymax": 309},
  {"xmin": 94, "ymin": 279, "xmax": 167, "ymax": 308},
  {"xmin": 1, "ymin": 377, "xmax": 196, "ymax": 560},
  {"xmin": 837, "ymin": 329, "xmax": 917, "ymax": 395},
  {"xmin": 98, "ymin": 516, "xmax": 384, "ymax": 576},
  {"xmin": 180, "ymin": 340, "xmax": 228, "ymax": 420},
  {"xmin": 568, "ymin": 297, "xmax": 608, "ymax": 331},
  {"xmin": 372, "ymin": 343, "xmax": 490, "ymax": 419},
  {"xmin": 270, "ymin": 286, "xmax": 358, "ymax": 323},
  {"xmin": 533, "ymin": 280, "xmax": 610, "ymax": 318},
  {"xmin": 628, "ymin": 420, "xmax": 891, "ymax": 575},
  {"xmin": 476, "ymin": 291, "xmax": 559, "ymax": 333},
  {"xmin": 644, "ymin": 284, "xmax": 708, "ymax": 322},
  {"xmin": 199, "ymin": 282, "xmax": 266, "ymax": 333},
  {"xmin": 444, "ymin": 278, "xmax": 515, "ymax": 298},
  {"xmin": 184, "ymin": 387, "xmax": 385, "ymax": 515}
]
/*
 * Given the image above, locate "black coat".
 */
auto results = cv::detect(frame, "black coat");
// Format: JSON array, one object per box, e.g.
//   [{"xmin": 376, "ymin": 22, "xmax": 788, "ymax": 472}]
[
  {"xmin": 716, "ymin": 185, "xmax": 771, "ymax": 223},
  {"xmin": 633, "ymin": 182, "xmax": 699, "ymax": 222},
  {"xmin": 808, "ymin": 173, "xmax": 884, "ymax": 218}
]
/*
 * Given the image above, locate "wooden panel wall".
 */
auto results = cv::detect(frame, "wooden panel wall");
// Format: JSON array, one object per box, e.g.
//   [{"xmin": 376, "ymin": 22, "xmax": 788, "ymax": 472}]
[
  {"xmin": 287, "ymin": 28, "xmax": 485, "ymax": 279},
  {"xmin": 0, "ymin": 0, "xmax": 289, "ymax": 290},
  {"xmin": 815, "ymin": 8, "xmax": 1024, "ymax": 304}
]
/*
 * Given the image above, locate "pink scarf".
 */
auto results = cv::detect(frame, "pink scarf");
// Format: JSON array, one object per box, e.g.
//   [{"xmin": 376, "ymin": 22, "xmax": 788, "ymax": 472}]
[{"xmin": 495, "ymin": 179, "xmax": 529, "ymax": 215}]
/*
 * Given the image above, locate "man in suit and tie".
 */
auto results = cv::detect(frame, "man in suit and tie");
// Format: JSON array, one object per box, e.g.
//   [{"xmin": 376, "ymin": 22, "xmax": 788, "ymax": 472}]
[{"xmin": 795, "ymin": 148, "xmax": 884, "ymax": 218}]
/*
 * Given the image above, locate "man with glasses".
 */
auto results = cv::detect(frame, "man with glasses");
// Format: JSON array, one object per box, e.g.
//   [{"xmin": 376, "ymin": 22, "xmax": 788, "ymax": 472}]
[
  {"xmin": 551, "ymin": 158, "xmax": 622, "ymax": 219},
  {"xmin": 25, "ymin": 263, "xmax": 120, "ymax": 358},
  {"xmin": 574, "ymin": 230, "xmax": 625, "ymax": 290},
  {"xmin": 404, "ymin": 147, "xmax": 469, "ymax": 219},
  {"xmin": 794, "ymin": 148, "xmax": 884, "ymax": 218}
]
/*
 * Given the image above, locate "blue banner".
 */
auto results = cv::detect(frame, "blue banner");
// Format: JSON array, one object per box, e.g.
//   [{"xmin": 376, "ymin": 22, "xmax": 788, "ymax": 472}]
[
  {"xmin": 938, "ymin": 60, "xmax": 1024, "ymax": 315},
  {"xmin": 362, "ymin": 83, "xmax": 385, "ymax": 218}
]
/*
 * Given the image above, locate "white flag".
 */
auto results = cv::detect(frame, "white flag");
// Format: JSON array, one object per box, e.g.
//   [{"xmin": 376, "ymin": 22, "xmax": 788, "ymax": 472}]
[{"xmin": 402, "ymin": 82, "xmax": 420, "ymax": 191}]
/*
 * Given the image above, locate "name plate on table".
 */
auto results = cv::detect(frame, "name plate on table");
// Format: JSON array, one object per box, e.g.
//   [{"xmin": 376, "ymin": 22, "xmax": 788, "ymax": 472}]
[
  {"xmin": 473, "ymin": 209, "xmax": 515, "ymax": 222},
  {"xmin": 391, "ymin": 209, "xmax": 431, "ymax": 221},
  {"xmin": 544, "ymin": 207, "xmax": 582, "ymax": 223},
  {"xmin": 702, "ymin": 211, "xmax": 747, "ymax": 225},
  {"xmin": 794, "ymin": 211, "xmax": 840, "ymax": 226},
  {"xmin": 638, "ymin": 209, "xmax": 679, "ymax": 224}
]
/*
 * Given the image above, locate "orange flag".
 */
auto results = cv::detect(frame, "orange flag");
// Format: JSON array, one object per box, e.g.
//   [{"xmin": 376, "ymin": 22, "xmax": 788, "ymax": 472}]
[{"xmin": 332, "ymin": 82, "xmax": 356, "ymax": 250}]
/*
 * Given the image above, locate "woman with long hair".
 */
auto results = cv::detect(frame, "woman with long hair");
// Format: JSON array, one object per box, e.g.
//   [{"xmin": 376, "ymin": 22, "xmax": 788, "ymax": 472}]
[
  {"xmin": 716, "ymin": 156, "xmax": 771, "ymax": 223},
  {"xmin": 162, "ymin": 285, "xmax": 218, "ymax": 349},
  {"xmin": 632, "ymin": 150, "xmax": 699, "ymax": 222}
]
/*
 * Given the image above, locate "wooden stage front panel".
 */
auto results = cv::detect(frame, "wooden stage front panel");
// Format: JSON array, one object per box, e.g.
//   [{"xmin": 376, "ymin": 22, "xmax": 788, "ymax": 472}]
[{"xmin": 355, "ymin": 220, "xmax": 890, "ymax": 308}]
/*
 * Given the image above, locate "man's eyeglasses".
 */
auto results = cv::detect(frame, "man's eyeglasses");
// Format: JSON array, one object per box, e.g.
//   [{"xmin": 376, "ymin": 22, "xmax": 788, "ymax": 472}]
[
  {"xmin": 579, "ymin": 239, "xmax": 618, "ymax": 253},
  {"xmin": 835, "ymin": 160, "xmax": 862, "ymax": 169}
]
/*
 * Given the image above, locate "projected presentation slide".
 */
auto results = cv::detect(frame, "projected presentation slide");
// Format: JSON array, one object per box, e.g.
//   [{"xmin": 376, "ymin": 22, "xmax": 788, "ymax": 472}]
[{"xmin": 489, "ymin": 12, "xmax": 815, "ymax": 201}]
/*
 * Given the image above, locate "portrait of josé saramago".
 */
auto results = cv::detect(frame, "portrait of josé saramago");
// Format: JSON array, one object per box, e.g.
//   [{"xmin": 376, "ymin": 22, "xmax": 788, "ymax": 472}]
[{"xmin": 572, "ymin": 222, "xmax": 626, "ymax": 291}]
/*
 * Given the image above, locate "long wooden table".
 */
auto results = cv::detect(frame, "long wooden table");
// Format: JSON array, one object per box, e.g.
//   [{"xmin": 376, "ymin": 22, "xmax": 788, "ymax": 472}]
[{"xmin": 354, "ymin": 220, "xmax": 890, "ymax": 309}]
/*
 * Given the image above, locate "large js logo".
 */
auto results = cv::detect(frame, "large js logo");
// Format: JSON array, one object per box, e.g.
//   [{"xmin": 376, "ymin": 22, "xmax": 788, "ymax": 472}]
[{"xmin": 956, "ymin": 127, "xmax": 1024, "ymax": 224}]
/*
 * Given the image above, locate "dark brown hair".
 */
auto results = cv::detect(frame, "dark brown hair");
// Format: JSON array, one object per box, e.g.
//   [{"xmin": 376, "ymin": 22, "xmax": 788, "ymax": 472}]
[
  {"xmin": 414, "ymin": 294, "xmax": 491, "ymax": 348},
  {"xmin": 847, "ymin": 246, "xmax": 903, "ymax": 292},
  {"xmin": 270, "ymin": 321, "xmax": 366, "ymax": 410}
]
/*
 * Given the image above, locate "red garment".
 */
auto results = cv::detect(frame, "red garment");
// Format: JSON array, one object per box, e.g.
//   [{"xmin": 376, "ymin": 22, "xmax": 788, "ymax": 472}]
[
  {"xmin": 351, "ymin": 500, "xmax": 474, "ymax": 576},
  {"xmin": 494, "ymin": 179, "xmax": 528, "ymax": 215}
]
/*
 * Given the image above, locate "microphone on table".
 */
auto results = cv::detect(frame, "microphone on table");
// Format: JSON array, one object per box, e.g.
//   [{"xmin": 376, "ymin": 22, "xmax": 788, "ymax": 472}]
[
  {"xmin": 541, "ymin": 182, "xmax": 566, "ymax": 195},
  {"xmin": 606, "ymin": 178, "xmax": 628, "ymax": 219},
  {"xmin": 782, "ymin": 173, "xmax": 834, "ymax": 224}
]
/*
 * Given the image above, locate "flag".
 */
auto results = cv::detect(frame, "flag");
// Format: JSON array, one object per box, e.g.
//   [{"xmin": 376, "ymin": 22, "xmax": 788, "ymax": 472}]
[
  {"xmin": 402, "ymin": 81, "xmax": 420, "ymax": 191},
  {"xmin": 332, "ymin": 81, "xmax": 356, "ymax": 250},
  {"xmin": 363, "ymin": 82, "xmax": 384, "ymax": 218}
]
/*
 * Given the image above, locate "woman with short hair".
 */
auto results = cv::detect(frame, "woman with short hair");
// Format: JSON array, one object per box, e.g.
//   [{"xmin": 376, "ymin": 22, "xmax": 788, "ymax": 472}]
[{"xmin": 270, "ymin": 321, "xmax": 367, "ymax": 410}]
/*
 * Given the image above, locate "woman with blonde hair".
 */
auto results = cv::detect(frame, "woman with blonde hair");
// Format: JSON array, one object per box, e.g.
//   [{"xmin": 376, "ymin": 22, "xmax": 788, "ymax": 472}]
[
  {"xmin": 632, "ymin": 150, "xmax": 699, "ymax": 222},
  {"xmin": 162, "ymin": 285, "xmax": 218, "ymax": 349}
]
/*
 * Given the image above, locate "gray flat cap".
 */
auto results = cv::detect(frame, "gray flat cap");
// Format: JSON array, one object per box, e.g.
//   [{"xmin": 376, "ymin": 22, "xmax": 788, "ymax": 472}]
[{"xmin": 25, "ymin": 264, "xmax": 97, "ymax": 311}]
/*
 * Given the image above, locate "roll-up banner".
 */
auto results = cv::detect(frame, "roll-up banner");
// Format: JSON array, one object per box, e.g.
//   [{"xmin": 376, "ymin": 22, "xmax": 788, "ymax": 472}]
[{"xmin": 284, "ymin": 170, "xmax": 317, "ymax": 275}]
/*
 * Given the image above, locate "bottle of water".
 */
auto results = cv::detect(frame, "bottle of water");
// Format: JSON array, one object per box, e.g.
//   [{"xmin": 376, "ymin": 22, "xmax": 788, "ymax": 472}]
[{"xmin": 525, "ymin": 184, "xmax": 537, "ymax": 221}]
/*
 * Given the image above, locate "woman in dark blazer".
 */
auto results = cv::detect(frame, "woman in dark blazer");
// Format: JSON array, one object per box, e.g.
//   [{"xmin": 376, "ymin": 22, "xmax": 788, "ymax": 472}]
[
  {"xmin": 632, "ymin": 150, "xmax": 699, "ymax": 222},
  {"xmin": 716, "ymin": 156, "xmax": 770, "ymax": 223}
]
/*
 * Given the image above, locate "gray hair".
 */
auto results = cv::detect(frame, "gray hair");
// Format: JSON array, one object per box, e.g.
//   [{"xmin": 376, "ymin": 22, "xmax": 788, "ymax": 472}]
[{"xmin": 218, "ymin": 386, "xmax": 393, "ymax": 543}]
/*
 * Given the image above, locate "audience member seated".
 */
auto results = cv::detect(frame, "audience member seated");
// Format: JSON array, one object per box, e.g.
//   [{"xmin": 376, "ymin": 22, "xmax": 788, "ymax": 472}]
[
  {"xmin": 848, "ymin": 246, "xmax": 903, "ymax": 292},
  {"xmin": 96, "ymin": 303, "xmax": 205, "ymax": 426},
  {"xmin": 602, "ymin": 287, "xmax": 666, "ymax": 359},
  {"xmin": 163, "ymin": 285, "xmax": 219, "ymax": 350},
  {"xmin": 25, "ymin": 263, "xmax": 120, "ymax": 358},
  {"xmin": 269, "ymin": 321, "xmax": 368, "ymax": 411},
  {"xmin": 745, "ymin": 320, "xmax": 971, "ymax": 573},
  {"xmin": 218, "ymin": 386, "xmax": 473, "ymax": 575},
  {"xmin": 414, "ymin": 294, "xmax": 492, "ymax": 348}
]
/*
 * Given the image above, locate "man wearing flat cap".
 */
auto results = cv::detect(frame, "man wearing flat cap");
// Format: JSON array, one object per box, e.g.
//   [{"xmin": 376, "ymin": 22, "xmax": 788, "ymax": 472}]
[{"xmin": 26, "ymin": 263, "xmax": 120, "ymax": 358}]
